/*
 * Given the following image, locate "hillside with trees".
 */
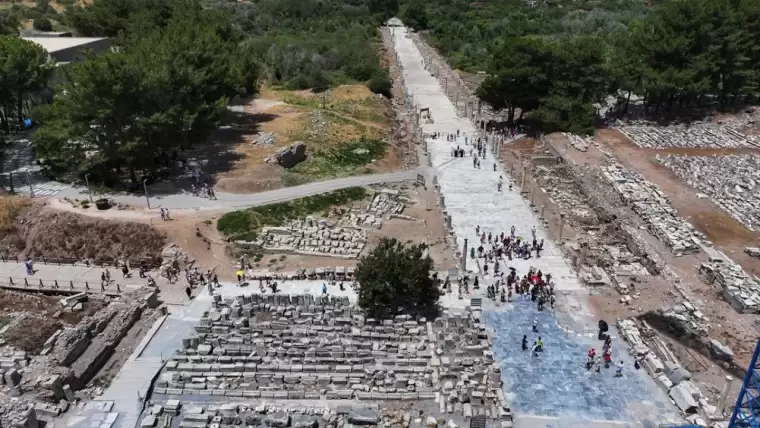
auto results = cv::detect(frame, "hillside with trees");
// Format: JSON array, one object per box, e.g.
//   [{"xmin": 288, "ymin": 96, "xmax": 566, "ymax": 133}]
[
  {"xmin": 397, "ymin": 0, "xmax": 760, "ymax": 135},
  {"xmin": 30, "ymin": 0, "xmax": 260, "ymax": 186}
]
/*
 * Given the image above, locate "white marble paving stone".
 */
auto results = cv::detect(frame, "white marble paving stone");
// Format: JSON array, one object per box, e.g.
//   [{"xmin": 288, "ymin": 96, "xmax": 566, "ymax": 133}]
[{"xmin": 392, "ymin": 28, "xmax": 582, "ymax": 293}]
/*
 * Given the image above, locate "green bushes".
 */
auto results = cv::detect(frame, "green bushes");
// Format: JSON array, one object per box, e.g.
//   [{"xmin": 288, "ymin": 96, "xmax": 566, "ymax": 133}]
[
  {"xmin": 33, "ymin": 17, "xmax": 53, "ymax": 31},
  {"xmin": 217, "ymin": 187, "xmax": 369, "ymax": 240},
  {"xmin": 368, "ymin": 71, "xmax": 391, "ymax": 97}
]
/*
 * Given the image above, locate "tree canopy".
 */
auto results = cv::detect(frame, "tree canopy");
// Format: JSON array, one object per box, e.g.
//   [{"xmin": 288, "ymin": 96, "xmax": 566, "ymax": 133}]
[
  {"xmin": 31, "ymin": 2, "xmax": 259, "ymax": 186},
  {"xmin": 0, "ymin": 36, "xmax": 53, "ymax": 133},
  {"xmin": 355, "ymin": 238, "xmax": 441, "ymax": 319},
  {"xmin": 471, "ymin": 0, "xmax": 760, "ymax": 134}
]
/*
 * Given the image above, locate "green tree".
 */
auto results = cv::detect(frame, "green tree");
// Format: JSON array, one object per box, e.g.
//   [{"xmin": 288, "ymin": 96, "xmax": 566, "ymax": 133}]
[
  {"xmin": 355, "ymin": 238, "xmax": 440, "ymax": 318},
  {"xmin": 0, "ymin": 10, "xmax": 20, "ymax": 36},
  {"xmin": 368, "ymin": 70, "xmax": 391, "ymax": 97},
  {"xmin": 0, "ymin": 36, "xmax": 53, "ymax": 132},
  {"xmin": 63, "ymin": 0, "xmax": 184, "ymax": 38},
  {"xmin": 32, "ymin": 6, "xmax": 259, "ymax": 185},
  {"xmin": 33, "ymin": 17, "xmax": 54, "ymax": 32},
  {"xmin": 399, "ymin": 0, "xmax": 428, "ymax": 30}
]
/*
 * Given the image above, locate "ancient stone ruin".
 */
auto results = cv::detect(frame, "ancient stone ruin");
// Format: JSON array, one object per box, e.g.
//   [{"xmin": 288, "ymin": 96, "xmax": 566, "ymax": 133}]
[
  {"xmin": 617, "ymin": 124, "xmax": 757, "ymax": 149},
  {"xmin": 617, "ymin": 319, "xmax": 717, "ymax": 424},
  {"xmin": 152, "ymin": 293, "xmax": 509, "ymax": 422},
  {"xmin": 242, "ymin": 189, "xmax": 412, "ymax": 260},
  {"xmin": 657, "ymin": 154, "xmax": 760, "ymax": 231},
  {"xmin": 259, "ymin": 218, "xmax": 367, "ymax": 259},
  {"xmin": 601, "ymin": 164, "xmax": 705, "ymax": 255},
  {"xmin": 699, "ymin": 258, "xmax": 760, "ymax": 314}
]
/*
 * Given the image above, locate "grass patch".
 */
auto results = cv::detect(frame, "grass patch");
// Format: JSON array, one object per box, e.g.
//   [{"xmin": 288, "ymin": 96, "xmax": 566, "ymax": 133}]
[
  {"xmin": 217, "ymin": 187, "xmax": 368, "ymax": 240},
  {"xmin": 283, "ymin": 138, "xmax": 387, "ymax": 186}
]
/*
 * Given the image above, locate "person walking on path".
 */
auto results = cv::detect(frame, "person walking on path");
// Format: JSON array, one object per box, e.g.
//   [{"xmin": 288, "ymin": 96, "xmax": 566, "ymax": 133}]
[
  {"xmin": 615, "ymin": 360, "xmax": 624, "ymax": 377},
  {"xmin": 522, "ymin": 335, "xmax": 528, "ymax": 351},
  {"xmin": 185, "ymin": 286, "xmax": 192, "ymax": 300}
]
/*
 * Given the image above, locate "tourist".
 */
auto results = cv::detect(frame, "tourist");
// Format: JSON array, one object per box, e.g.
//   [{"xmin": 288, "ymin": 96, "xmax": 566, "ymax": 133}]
[
  {"xmin": 614, "ymin": 360, "xmax": 624, "ymax": 377},
  {"xmin": 531, "ymin": 341, "xmax": 540, "ymax": 358},
  {"xmin": 185, "ymin": 286, "xmax": 192, "ymax": 299},
  {"xmin": 536, "ymin": 337, "xmax": 544, "ymax": 352},
  {"xmin": 522, "ymin": 335, "xmax": 528, "ymax": 351},
  {"xmin": 122, "ymin": 264, "xmax": 130, "ymax": 278},
  {"xmin": 322, "ymin": 283, "xmax": 328, "ymax": 294},
  {"xmin": 532, "ymin": 318, "xmax": 538, "ymax": 333}
]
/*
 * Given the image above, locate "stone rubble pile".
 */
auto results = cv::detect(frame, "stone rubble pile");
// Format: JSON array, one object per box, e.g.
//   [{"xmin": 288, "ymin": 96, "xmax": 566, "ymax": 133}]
[
  {"xmin": 617, "ymin": 319, "xmax": 717, "ymax": 423},
  {"xmin": 246, "ymin": 267, "xmax": 356, "ymax": 281},
  {"xmin": 257, "ymin": 218, "xmax": 367, "ymax": 259},
  {"xmin": 617, "ymin": 124, "xmax": 755, "ymax": 149},
  {"xmin": 699, "ymin": 259, "xmax": 760, "ymax": 314},
  {"xmin": 143, "ymin": 401, "xmax": 477, "ymax": 428},
  {"xmin": 153, "ymin": 293, "xmax": 509, "ymax": 421},
  {"xmin": 535, "ymin": 165, "xmax": 598, "ymax": 225},
  {"xmin": 565, "ymin": 134, "xmax": 590, "ymax": 152},
  {"xmin": 657, "ymin": 154, "xmax": 760, "ymax": 231},
  {"xmin": 367, "ymin": 189, "xmax": 407, "ymax": 221},
  {"xmin": 246, "ymin": 189, "xmax": 411, "ymax": 260},
  {"xmin": 255, "ymin": 132, "xmax": 276, "ymax": 147},
  {"xmin": 602, "ymin": 164, "xmax": 705, "ymax": 255},
  {"xmin": 0, "ymin": 399, "xmax": 39, "ymax": 428},
  {"xmin": 659, "ymin": 301, "xmax": 710, "ymax": 337}
]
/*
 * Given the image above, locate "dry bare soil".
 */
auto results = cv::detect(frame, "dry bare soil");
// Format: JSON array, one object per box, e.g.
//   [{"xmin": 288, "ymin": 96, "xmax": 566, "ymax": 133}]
[
  {"xmin": 0, "ymin": 198, "xmax": 166, "ymax": 263},
  {"xmin": 212, "ymin": 85, "xmax": 407, "ymax": 193}
]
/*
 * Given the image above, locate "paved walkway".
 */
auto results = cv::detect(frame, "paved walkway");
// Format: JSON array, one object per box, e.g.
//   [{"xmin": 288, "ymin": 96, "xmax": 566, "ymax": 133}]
[
  {"xmin": 391, "ymin": 27, "xmax": 679, "ymax": 425},
  {"xmin": 56, "ymin": 169, "xmax": 427, "ymax": 211},
  {"xmin": 1, "ymin": 136, "xmax": 71, "ymax": 197},
  {"xmin": 0, "ymin": 259, "xmax": 197, "ymax": 303}
]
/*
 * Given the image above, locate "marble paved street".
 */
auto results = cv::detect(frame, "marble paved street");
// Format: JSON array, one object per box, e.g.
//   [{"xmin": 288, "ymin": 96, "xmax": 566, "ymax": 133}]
[
  {"xmin": 487, "ymin": 302, "xmax": 678, "ymax": 422},
  {"xmin": 391, "ymin": 26, "xmax": 679, "ymax": 425},
  {"xmin": 391, "ymin": 29, "xmax": 581, "ymax": 293}
]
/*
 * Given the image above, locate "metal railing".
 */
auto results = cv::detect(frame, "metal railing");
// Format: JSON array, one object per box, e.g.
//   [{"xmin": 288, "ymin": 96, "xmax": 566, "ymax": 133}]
[
  {"xmin": 0, "ymin": 254, "xmax": 160, "ymax": 269},
  {"xmin": 0, "ymin": 276, "xmax": 127, "ymax": 295}
]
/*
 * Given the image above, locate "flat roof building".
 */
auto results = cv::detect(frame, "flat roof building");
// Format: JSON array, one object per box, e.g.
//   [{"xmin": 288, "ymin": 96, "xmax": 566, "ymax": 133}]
[{"xmin": 22, "ymin": 37, "xmax": 111, "ymax": 64}]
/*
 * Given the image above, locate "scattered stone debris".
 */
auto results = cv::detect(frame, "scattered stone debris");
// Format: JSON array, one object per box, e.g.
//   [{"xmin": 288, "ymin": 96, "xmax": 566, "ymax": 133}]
[
  {"xmin": 255, "ymin": 132, "xmax": 276, "ymax": 147},
  {"xmin": 535, "ymin": 165, "xmax": 598, "ymax": 226},
  {"xmin": 152, "ymin": 293, "xmax": 509, "ymax": 421},
  {"xmin": 565, "ymin": 134, "xmax": 590, "ymax": 152},
  {"xmin": 617, "ymin": 124, "xmax": 757, "ymax": 149},
  {"xmin": 617, "ymin": 319, "xmax": 717, "ymax": 423},
  {"xmin": 601, "ymin": 163, "xmax": 705, "ymax": 255},
  {"xmin": 245, "ymin": 266, "xmax": 356, "ymax": 280},
  {"xmin": 142, "ymin": 403, "xmax": 476, "ymax": 428},
  {"xmin": 659, "ymin": 301, "xmax": 710, "ymax": 337},
  {"xmin": 238, "ymin": 189, "xmax": 413, "ymax": 260},
  {"xmin": 257, "ymin": 218, "xmax": 367, "ymax": 259},
  {"xmin": 266, "ymin": 142, "xmax": 307, "ymax": 169},
  {"xmin": 699, "ymin": 257, "xmax": 760, "ymax": 314},
  {"xmin": 657, "ymin": 154, "xmax": 760, "ymax": 231}
]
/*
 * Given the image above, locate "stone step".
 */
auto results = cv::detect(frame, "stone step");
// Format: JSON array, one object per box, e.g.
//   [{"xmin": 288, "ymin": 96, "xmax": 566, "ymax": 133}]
[{"xmin": 470, "ymin": 298, "xmax": 482, "ymax": 308}]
